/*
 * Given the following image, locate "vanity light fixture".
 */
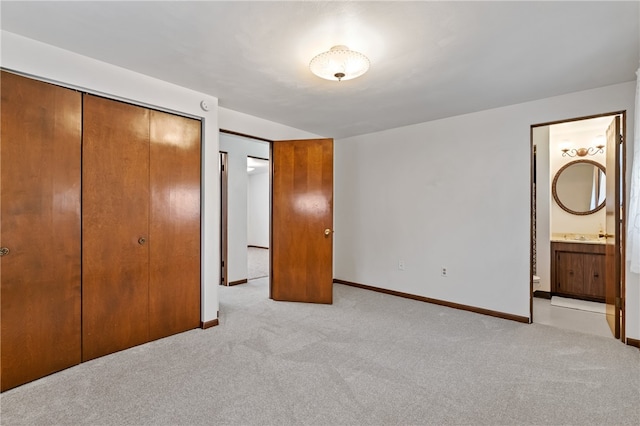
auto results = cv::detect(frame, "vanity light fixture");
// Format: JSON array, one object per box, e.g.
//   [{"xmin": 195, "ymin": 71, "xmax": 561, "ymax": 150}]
[
  {"xmin": 561, "ymin": 144, "xmax": 605, "ymax": 157},
  {"xmin": 309, "ymin": 45, "xmax": 370, "ymax": 81}
]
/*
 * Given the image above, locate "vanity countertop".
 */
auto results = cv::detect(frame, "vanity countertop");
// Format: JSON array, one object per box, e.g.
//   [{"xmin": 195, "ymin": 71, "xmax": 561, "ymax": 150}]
[{"xmin": 551, "ymin": 233, "xmax": 606, "ymax": 244}]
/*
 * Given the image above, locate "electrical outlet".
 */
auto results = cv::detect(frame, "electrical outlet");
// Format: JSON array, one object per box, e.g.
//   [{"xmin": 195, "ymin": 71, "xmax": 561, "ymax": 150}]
[
  {"xmin": 398, "ymin": 260, "xmax": 405, "ymax": 271},
  {"xmin": 441, "ymin": 266, "xmax": 448, "ymax": 277}
]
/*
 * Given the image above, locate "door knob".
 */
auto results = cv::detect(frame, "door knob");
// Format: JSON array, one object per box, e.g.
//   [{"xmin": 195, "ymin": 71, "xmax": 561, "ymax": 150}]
[
  {"xmin": 138, "ymin": 237, "xmax": 147, "ymax": 245},
  {"xmin": 324, "ymin": 229, "xmax": 333, "ymax": 236},
  {"xmin": 0, "ymin": 247, "xmax": 9, "ymax": 256}
]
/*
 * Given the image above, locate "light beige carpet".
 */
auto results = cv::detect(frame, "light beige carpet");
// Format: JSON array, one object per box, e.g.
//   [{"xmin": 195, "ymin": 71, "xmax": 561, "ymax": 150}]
[
  {"xmin": 1, "ymin": 280, "xmax": 638, "ymax": 425},
  {"xmin": 248, "ymin": 246, "xmax": 269, "ymax": 279}
]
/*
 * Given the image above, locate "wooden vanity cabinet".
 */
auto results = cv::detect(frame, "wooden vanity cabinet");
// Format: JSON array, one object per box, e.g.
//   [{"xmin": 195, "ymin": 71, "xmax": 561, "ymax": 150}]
[{"xmin": 551, "ymin": 241, "xmax": 605, "ymax": 302}]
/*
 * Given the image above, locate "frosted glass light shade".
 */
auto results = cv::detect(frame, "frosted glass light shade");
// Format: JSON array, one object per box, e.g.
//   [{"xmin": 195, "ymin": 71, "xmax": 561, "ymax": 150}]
[{"xmin": 309, "ymin": 45, "xmax": 370, "ymax": 81}]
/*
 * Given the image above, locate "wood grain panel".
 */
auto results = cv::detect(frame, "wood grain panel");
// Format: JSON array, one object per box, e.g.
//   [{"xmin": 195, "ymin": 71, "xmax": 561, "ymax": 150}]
[
  {"xmin": 556, "ymin": 252, "xmax": 584, "ymax": 296},
  {"xmin": 1, "ymin": 71, "xmax": 82, "ymax": 391},
  {"xmin": 551, "ymin": 241, "xmax": 605, "ymax": 302},
  {"xmin": 272, "ymin": 139, "xmax": 333, "ymax": 304},
  {"xmin": 148, "ymin": 110, "xmax": 201, "ymax": 340},
  {"xmin": 82, "ymin": 95, "xmax": 150, "ymax": 361},
  {"xmin": 583, "ymin": 253, "xmax": 605, "ymax": 299}
]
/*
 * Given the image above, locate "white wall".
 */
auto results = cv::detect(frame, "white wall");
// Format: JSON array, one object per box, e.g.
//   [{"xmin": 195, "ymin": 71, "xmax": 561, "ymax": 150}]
[
  {"xmin": 1, "ymin": 31, "xmax": 220, "ymax": 323},
  {"xmin": 219, "ymin": 134, "xmax": 269, "ymax": 283},
  {"xmin": 334, "ymin": 81, "xmax": 638, "ymax": 340},
  {"xmin": 248, "ymin": 170, "xmax": 270, "ymax": 248},
  {"xmin": 219, "ymin": 107, "xmax": 323, "ymax": 141}
]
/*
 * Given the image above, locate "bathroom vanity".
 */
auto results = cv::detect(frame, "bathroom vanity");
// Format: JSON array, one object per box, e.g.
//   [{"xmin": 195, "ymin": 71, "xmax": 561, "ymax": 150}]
[{"xmin": 550, "ymin": 240, "xmax": 605, "ymax": 302}]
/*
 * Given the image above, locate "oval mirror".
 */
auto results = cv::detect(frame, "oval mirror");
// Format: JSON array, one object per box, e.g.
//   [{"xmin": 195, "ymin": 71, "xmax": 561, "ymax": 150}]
[{"xmin": 552, "ymin": 159, "xmax": 606, "ymax": 215}]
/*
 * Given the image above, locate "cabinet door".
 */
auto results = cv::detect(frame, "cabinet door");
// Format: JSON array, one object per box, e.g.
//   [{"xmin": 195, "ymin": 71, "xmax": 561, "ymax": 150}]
[
  {"xmin": 555, "ymin": 252, "xmax": 584, "ymax": 296},
  {"xmin": 1, "ymin": 72, "xmax": 82, "ymax": 391},
  {"xmin": 583, "ymin": 253, "xmax": 605, "ymax": 300},
  {"xmin": 82, "ymin": 95, "xmax": 150, "ymax": 361},
  {"xmin": 148, "ymin": 110, "xmax": 201, "ymax": 339}
]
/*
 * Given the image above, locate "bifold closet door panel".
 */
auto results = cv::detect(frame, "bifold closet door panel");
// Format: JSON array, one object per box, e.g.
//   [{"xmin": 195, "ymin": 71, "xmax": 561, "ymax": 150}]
[
  {"xmin": 149, "ymin": 111, "xmax": 201, "ymax": 340},
  {"xmin": 1, "ymin": 72, "xmax": 82, "ymax": 391},
  {"xmin": 82, "ymin": 95, "xmax": 150, "ymax": 361}
]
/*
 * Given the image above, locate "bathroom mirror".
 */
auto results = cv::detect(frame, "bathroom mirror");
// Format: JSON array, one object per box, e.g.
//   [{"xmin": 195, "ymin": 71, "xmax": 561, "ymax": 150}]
[{"xmin": 552, "ymin": 159, "xmax": 606, "ymax": 215}]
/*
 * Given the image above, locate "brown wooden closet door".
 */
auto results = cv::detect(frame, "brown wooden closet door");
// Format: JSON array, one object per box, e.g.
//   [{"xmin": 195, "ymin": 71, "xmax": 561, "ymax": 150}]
[
  {"xmin": 148, "ymin": 111, "xmax": 201, "ymax": 340},
  {"xmin": 1, "ymin": 72, "xmax": 82, "ymax": 391},
  {"xmin": 82, "ymin": 95, "xmax": 150, "ymax": 361}
]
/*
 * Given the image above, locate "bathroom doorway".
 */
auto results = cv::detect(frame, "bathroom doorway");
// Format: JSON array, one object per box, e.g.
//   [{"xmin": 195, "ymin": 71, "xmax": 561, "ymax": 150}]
[{"xmin": 530, "ymin": 112, "xmax": 626, "ymax": 341}]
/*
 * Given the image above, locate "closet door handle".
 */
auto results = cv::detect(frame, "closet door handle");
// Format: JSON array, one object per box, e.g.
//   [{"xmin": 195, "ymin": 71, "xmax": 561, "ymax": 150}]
[
  {"xmin": 0, "ymin": 247, "xmax": 9, "ymax": 256},
  {"xmin": 138, "ymin": 237, "xmax": 147, "ymax": 245}
]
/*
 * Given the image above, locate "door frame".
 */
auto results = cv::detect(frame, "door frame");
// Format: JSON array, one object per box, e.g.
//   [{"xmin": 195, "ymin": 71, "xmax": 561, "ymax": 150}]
[
  {"xmin": 218, "ymin": 130, "xmax": 334, "ymax": 304},
  {"xmin": 529, "ymin": 111, "xmax": 627, "ymax": 342},
  {"xmin": 220, "ymin": 151, "xmax": 229, "ymax": 286}
]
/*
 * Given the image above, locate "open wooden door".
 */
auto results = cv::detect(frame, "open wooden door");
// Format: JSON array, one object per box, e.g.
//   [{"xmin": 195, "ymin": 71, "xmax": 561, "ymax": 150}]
[
  {"xmin": 604, "ymin": 116, "xmax": 621, "ymax": 338},
  {"xmin": 271, "ymin": 138, "xmax": 333, "ymax": 304}
]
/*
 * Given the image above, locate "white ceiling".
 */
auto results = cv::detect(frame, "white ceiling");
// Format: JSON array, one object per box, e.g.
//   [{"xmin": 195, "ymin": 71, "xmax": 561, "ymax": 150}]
[{"xmin": 1, "ymin": 1, "xmax": 638, "ymax": 138}]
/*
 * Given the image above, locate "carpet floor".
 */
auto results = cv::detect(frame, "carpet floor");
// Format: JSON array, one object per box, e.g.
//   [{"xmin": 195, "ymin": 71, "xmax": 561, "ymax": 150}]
[
  {"xmin": 1, "ymin": 280, "xmax": 639, "ymax": 425},
  {"xmin": 248, "ymin": 246, "xmax": 269, "ymax": 280}
]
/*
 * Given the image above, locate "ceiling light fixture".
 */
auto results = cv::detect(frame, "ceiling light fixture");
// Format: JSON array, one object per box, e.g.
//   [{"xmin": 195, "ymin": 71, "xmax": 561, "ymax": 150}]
[
  {"xmin": 561, "ymin": 144, "xmax": 605, "ymax": 157},
  {"xmin": 309, "ymin": 45, "xmax": 370, "ymax": 82}
]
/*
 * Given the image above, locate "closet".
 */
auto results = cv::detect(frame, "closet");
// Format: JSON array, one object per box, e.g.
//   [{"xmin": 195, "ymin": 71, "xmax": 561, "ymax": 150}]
[
  {"xmin": 1, "ymin": 72, "xmax": 201, "ymax": 391},
  {"xmin": 1, "ymin": 71, "xmax": 83, "ymax": 392}
]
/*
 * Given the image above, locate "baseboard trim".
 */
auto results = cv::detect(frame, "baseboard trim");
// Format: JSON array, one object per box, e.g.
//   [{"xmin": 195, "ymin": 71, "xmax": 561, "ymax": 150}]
[
  {"xmin": 248, "ymin": 245, "xmax": 269, "ymax": 250},
  {"xmin": 533, "ymin": 290, "xmax": 551, "ymax": 299},
  {"xmin": 334, "ymin": 279, "xmax": 529, "ymax": 324},
  {"xmin": 228, "ymin": 279, "xmax": 248, "ymax": 286},
  {"xmin": 200, "ymin": 319, "xmax": 219, "ymax": 329},
  {"xmin": 626, "ymin": 338, "xmax": 640, "ymax": 348}
]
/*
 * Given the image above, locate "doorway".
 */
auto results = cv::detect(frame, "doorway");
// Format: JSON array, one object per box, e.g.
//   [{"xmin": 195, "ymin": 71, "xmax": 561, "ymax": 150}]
[
  {"xmin": 530, "ymin": 112, "xmax": 626, "ymax": 341},
  {"xmin": 219, "ymin": 132, "xmax": 271, "ymax": 287},
  {"xmin": 247, "ymin": 156, "xmax": 270, "ymax": 281},
  {"xmin": 218, "ymin": 131, "xmax": 335, "ymax": 308}
]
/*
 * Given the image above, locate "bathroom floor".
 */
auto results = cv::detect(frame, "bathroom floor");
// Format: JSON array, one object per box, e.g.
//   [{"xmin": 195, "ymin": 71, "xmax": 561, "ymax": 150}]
[{"xmin": 533, "ymin": 297, "xmax": 613, "ymax": 339}]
